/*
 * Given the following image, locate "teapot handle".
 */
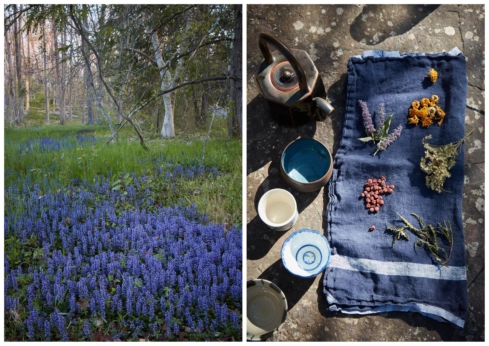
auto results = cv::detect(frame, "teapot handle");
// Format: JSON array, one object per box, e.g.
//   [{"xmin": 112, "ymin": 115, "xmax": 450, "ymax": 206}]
[{"xmin": 258, "ymin": 33, "xmax": 309, "ymax": 93}]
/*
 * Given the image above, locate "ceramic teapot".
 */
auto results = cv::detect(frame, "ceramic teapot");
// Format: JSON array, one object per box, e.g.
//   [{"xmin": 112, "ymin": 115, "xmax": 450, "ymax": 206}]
[{"xmin": 256, "ymin": 33, "xmax": 334, "ymax": 127}]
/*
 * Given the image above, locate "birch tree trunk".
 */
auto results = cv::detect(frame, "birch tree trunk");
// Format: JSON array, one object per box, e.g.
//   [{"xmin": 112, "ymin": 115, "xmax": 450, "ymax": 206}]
[
  {"xmin": 60, "ymin": 27, "xmax": 66, "ymax": 124},
  {"xmin": 52, "ymin": 23, "xmax": 66, "ymax": 124},
  {"xmin": 25, "ymin": 31, "xmax": 30, "ymax": 112},
  {"xmin": 42, "ymin": 21, "xmax": 49, "ymax": 124},
  {"xmin": 150, "ymin": 32, "xmax": 176, "ymax": 138},
  {"xmin": 5, "ymin": 31, "xmax": 16, "ymax": 124},
  {"xmin": 228, "ymin": 5, "xmax": 242, "ymax": 137},
  {"xmin": 13, "ymin": 5, "xmax": 24, "ymax": 124},
  {"xmin": 82, "ymin": 10, "xmax": 94, "ymax": 125}
]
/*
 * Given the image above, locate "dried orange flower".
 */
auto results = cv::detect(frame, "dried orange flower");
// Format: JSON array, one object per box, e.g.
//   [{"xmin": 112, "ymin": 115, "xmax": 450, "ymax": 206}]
[
  {"xmin": 417, "ymin": 107, "xmax": 429, "ymax": 118},
  {"xmin": 421, "ymin": 98, "xmax": 430, "ymax": 107},
  {"xmin": 427, "ymin": 68, "xmax": 438, "ymax": 83},
  {"xmin": 408, "ymin": 94, "xmax": 446, "ymax": 128},
  {"xmin": 421, "ymin": 116, "xmax": 433, "ymax": 127},
  {"xmin": 408, "ymin": 116, "xmax": 419, "ymax": 125}
]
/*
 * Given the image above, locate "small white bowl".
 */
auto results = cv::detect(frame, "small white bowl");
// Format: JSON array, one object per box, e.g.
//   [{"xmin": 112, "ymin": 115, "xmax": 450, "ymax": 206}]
[
  {"xmin": 281, "ymin": 229, "xmax": 331, "ymax": 278},
  {"xmin": 257, "ymin": 188, "xmax": 298, "ymax": 231},
  {"xmin": 247, "ymin": 279, "xmax": 288, "ymax": 341}
]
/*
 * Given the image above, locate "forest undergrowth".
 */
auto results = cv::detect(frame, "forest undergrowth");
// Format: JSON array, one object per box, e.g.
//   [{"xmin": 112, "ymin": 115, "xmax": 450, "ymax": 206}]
[{"xmin": 4, "ymin": 124, "xmax": 242, "ymax": 341}]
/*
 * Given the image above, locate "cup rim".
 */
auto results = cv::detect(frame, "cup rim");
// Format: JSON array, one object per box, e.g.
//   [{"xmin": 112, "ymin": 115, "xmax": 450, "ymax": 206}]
[
  {"xmin": 246, "ymin": 279, "xmax": 288, "ymax": 340},
  {"xmin": 280, "ymin": 228, "xmax": 331, "ymax": 278},
  {"xmin": 281, "ymin": 138, "xmax": 333, "ymax": 185},
  {"xmin": 257, "ymin": 188, "xmax": 298, "ymax": 228}
]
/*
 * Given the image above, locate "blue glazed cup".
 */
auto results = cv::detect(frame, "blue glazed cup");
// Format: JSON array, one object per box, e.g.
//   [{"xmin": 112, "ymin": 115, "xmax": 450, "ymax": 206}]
[{"xmin": 280, "ymin": 138, "xmax": 333, "ymax": 192}]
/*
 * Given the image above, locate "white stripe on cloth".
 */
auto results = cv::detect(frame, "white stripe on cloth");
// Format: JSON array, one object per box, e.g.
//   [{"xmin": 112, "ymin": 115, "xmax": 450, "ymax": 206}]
[
  {"xmin": 328, "ymin": 254, "xmax": 467, "ymax": 281},
  {"xmin": 328, "ymin": 301, "xmax": 465, "ymax": 328}
]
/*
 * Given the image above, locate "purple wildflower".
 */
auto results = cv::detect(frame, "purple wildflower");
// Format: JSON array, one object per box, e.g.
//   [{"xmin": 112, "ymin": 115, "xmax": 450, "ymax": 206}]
[
  {"xmin": 358, "ymin": 100, "xmax": 376, "ymax": 134},
  {"xmin": 83, "ymin": 322, "xmax": 91, "ymax": 339},
  {"xmin": 376, "ymin": 125, "xmax": 403, "ymax": 155},
  {"xmin": 376, "ymin": 103, "xmax": 386, "ymax": 137}
]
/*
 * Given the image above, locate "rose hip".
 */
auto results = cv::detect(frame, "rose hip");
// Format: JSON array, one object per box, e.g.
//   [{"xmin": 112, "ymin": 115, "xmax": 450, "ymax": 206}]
[{"xmin": 360, "ymin": 176, "xmax": 395, "ymax": 213}]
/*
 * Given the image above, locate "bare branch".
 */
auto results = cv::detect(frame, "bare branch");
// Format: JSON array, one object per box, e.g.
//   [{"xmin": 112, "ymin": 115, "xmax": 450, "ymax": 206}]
[
  {"xmin": 150, "ymin": 5, "xmax": 196, "ymax": 34},
  {"xmin": 69, "ymin": 6, "xmax": 148, "ymax": 150},
  {"xmin": 106, "ymin": 75, "xmax": 235, "ymax": 144},
  {"xmin": 123, "ymin": 47, "xmax": 157, "ymax": 66}
]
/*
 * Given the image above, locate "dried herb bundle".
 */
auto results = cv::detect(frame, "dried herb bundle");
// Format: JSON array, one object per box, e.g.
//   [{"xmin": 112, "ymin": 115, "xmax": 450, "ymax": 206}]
[
  {"xmin": 387, "ymin": 213, "xmax": 453, "ymax": 266},
  {"xmin": 357, "ymin": 100, "xmax": 402, "ymax": 155},
  {"xmin": 420, "ymin": 130, "xmax": 473, "ymax": 193}
]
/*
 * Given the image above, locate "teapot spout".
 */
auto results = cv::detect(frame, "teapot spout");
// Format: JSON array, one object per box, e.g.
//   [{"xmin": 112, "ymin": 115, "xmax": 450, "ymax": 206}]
[{"xmin": 313, "ymin": 97, "xmax": 334, "ymax": 118}]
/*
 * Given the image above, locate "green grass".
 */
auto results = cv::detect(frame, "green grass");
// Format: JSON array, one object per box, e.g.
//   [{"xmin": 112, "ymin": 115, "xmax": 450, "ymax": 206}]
[{"xmin": 4, "ymin": 124, "xmax": 242, "ymax": 227}]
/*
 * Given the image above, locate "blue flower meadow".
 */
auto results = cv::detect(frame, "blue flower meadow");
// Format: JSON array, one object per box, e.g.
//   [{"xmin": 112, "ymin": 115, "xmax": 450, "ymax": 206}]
[
  {"xmin": 20, "ymin": 135, "xmax": 98, "ymax": 153},
  {"xmin": 5, "ymin": 164, "xmax": 242, "ymax": 340}
]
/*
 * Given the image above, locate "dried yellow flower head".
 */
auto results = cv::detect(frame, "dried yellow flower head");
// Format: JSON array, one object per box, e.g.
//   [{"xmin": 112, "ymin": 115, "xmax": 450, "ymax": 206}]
[
  {"xmin": 408, "ymin": 94, "xmax": 446, "ymax": 128},
  {"xmin": 427, "ymin": 68, "xmax": 438, "ymax": 83}
]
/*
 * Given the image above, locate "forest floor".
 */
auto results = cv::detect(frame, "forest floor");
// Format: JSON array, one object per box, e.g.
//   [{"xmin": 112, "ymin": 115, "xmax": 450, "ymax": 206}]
[{"xmin": 4, "ymin": 120, "xmax": 243, "ymax": 341}]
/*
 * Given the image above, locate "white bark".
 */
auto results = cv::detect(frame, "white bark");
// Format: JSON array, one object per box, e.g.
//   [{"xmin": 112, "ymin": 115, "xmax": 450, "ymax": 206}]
[{"xmin": 150, "ymin": 32, "xmax": 176, "ymax": 138}]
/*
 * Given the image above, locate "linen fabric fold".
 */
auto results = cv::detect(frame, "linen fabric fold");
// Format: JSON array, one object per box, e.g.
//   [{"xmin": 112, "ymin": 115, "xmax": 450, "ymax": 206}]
[{"xmin": 323, "ymin": 48, "xmax": 468, "ymax": 328}]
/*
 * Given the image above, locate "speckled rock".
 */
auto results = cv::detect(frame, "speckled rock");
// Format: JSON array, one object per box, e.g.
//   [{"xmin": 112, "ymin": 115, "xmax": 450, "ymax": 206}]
[{"xmin": 247, "ymin": 4, "xmax": 484, "ymax": 342}]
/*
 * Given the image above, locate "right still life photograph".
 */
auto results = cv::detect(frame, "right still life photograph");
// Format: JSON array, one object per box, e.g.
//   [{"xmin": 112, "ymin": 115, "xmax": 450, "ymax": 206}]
[{"xmin": 246, "ymin": 4, "xmax": 484, "ymax": 342}]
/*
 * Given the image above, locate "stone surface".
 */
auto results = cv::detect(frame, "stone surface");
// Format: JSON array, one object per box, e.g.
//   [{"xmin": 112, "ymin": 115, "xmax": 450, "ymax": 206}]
[{"xmin": 246, "ymin": 4, "xmax": 484, "ymax": 341}]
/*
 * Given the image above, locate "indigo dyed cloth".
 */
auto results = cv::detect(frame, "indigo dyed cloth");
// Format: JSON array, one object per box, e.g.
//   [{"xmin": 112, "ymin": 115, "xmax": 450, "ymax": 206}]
[{"xmin": 323, "ymin": 48, "xmax": 468, "ymax": 328}]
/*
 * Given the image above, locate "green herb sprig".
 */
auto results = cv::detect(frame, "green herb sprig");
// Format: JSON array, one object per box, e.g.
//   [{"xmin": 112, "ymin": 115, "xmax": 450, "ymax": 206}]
[
  {"xmin": 420, "ymin": 130, "xmax": 473, "ymax": 193},
  {"xmin": 387, "ymin": 213, "xmax": 453, "ymax": 266}
]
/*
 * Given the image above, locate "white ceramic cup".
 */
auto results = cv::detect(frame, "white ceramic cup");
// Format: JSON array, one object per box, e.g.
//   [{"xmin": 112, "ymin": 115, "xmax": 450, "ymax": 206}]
[{"xmin": 258, "ymin": 188, "xmax": 298, "ymax": 231}]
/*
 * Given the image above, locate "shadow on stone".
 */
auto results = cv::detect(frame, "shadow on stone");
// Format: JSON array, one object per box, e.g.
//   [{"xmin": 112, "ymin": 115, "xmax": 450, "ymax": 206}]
[
  {"xmin": 350, "ymin": 5, "xmax": 440, "ymax": 45},
  {"xmin": 247, "ymin": 216, "xmax": 288, "ymax": 261},
  {"xmin": 247, "ymin": 95, "xmax": 317, "ymax": 175},
  {"xmin": 247, "ymin": 176, "xmax": 320, "ymax": 261},
  {"xmin": 258, "ymin": 258, "xmax": 316, "ymax": 311}
]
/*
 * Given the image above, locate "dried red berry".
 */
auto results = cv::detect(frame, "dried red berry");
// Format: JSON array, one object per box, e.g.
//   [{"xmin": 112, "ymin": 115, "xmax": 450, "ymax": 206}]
[{"xmin": 361, "ymin": 176, "xmax": 395, "ymax": 214}]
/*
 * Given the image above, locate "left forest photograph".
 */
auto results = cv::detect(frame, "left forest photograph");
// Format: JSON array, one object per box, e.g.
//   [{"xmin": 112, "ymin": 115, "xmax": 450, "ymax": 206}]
[{"xmin": 3, "ymin": 4, "xmax": 242, "ymax": 341}]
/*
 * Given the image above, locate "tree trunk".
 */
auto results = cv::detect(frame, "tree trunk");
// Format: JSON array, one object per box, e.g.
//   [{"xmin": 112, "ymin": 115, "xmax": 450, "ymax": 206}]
[
  {"xmin": 150, "ymin": 31, "xmax": 176, "ymax": 138},
  {"xmin": 25, "ymin": 31, "xmax": 31, "ymax": 112},
  {"xmin": 5, "ymin": 31, "xmax": 16, "ymax": 124},
  {"xmin": 52, "ymin": 23, "xmax": 65, "ymax": 125},
  {"xmin": 201, "ymin": 85, "xmax": 208, "ymax": 125},
  {"xmin": 13, "ymin": 5, "xmax": 25, "ymax": 124},
  {"xmin": 82, "ymin": 11, "xmax": 94, "ymax": 125},
  {"xmin": 43, "ymin": 21, "xmax": 49, "ymax": 124},
  {"xmin": 228, "ymin": 5, "xmax": 242, "ymax": 137},
  {"xmin": 68, "ymin": 26, "xmax": 74, "ymax": 119},
  {"xmin": 60, "ymin": 27, "xmax": 66, "ymax": 124}
]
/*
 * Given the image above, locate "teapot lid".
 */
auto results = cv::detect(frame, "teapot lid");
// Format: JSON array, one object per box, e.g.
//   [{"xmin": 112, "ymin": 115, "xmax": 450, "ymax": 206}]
[
  {"xmin": 256, "ymin": 49, "xmax": 319, "ymax": 105},
  {"xmin": 256, "ymin": 33, "xmax": 319, "ymax": 105}
]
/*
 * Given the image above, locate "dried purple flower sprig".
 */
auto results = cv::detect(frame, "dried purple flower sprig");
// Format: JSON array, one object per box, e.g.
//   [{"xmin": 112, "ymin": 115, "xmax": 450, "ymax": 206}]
[
  {"xmin": 358, "ymin": 100, "xmax": 403, "ymax": 156},
  {"xmin": 5, "ymin": 169, "xmax": 241, "ymax": 341}
]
